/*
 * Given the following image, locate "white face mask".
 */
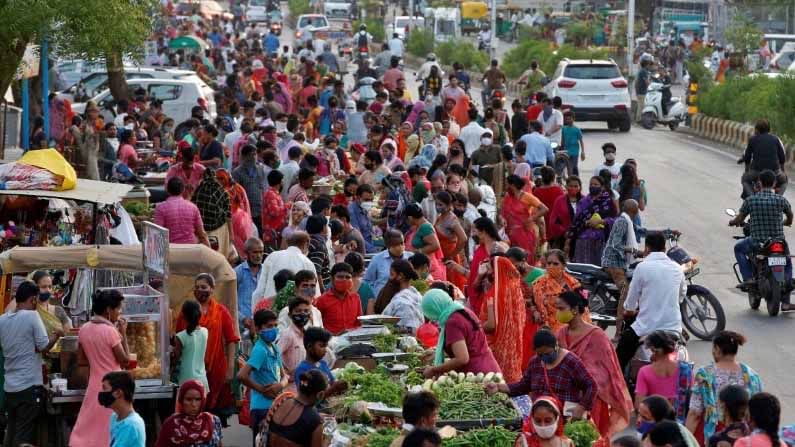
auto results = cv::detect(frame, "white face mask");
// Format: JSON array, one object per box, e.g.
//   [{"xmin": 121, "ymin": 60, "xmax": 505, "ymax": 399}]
[
  {"xmin": 605, "ymin": 153, "xmax": 616, "ymax": 162},
  {"xmin": 481, "ymin": 137, "xmax": 492, "ymax": 145},
  {"xmin": 276, "ymin": 121, "xmax": 287, "ymax": 132},
  {"xmin": 533, "ymin": 420, "xmax": 558, "ymax": 439},
  {"xmin": 360, "ymin": 201, "xmax": 374, "ymax": 211}
]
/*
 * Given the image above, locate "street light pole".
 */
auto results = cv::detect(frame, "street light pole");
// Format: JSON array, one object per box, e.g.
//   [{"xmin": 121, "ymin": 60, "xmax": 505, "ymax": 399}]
[
  {"xmin": 626, "ymin": 0, "xmax": 635, "ymax": 76},
  {"xmin": 490, "ymin": 0, "xmax": 497, "ymax": 60}
]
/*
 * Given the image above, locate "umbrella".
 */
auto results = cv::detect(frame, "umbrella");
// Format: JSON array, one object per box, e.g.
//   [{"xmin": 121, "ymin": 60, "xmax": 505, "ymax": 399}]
[{"xmin": 168, "ymin": 35, "xmax": 209, "ymax": 51}]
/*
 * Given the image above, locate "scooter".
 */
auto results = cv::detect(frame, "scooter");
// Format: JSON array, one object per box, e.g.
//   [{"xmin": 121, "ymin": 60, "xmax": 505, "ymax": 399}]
[
  {"xmin": 350, "ymin": 76, "xmax": 376, "ymax": 104},
  {"xmin": 566, "ymin": 230, "xmax": 726, "ymax": 340},
  {"xmin": 641, "ymin": 76, "xmax": 688, "ymax": 131},
  {"xmin": 726, "ymin": 208, "xmax": 792, "ymax": 316}
]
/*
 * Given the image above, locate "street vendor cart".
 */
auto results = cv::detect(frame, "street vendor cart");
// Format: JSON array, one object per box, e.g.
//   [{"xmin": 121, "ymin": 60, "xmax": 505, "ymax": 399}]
[{"xmin": 0, "ymin": 241, "xmax": 237, "ymax": 446}]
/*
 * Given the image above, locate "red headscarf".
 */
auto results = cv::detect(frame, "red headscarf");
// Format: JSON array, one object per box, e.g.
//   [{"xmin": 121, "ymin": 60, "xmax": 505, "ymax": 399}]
[
  {"xmin": 521, "ymin": 396, "xmax": 568, "ymax": 447},
  {"xmin": 156, "ymin": 380, "xmax": 215, "ymax": 447}
]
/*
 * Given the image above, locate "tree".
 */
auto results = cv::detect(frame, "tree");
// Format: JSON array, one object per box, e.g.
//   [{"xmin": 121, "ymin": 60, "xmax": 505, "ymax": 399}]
[
  {"xmin": 725, "ymin": 17, "xmax": 762, "ymax": 55},
  {"xmin": 55, "ymin": 0, "xmax": 159, "ymax": 101}
]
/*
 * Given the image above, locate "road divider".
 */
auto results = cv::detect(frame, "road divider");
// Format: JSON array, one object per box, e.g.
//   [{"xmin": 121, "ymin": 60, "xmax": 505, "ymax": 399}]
[{"xmin": 690, "ymin": 113, "xmax": 795, "ymax": 165}]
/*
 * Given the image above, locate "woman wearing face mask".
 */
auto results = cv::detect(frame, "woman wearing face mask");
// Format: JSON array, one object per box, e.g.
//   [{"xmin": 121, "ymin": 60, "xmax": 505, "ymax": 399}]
[
  {"xmin": 556, "ymin": 290, "xmax": 632, "ymax": 437},
  {"xmin": 175, "ymin": 273, "xmax": 241, "ymax": 426},
  {"xmin": 448, "ymin": 139, "xmax": 466, "ymax": 167},
  {"xmin": 281, "ymin": 201, "xmax": 311, "ymax": 248},
  {"xmin": 156, "ymin": 380, "xmax": 223, "ymax": 447},
  {"xmin": 565, "ymin": 175, "xmax": 617, "ymax": 265},
  {"xmin": 486, "ymin": 329, "xmax": 596, "ymax": 420},
  {"xmin": 405, "ymin": 203, "xmax": 447, "ymax": 282},
  {"xmin": 502, "ymin": 175, "xmax": 548, "ymax": 264},
  {"xmin": 5, "ymin": 271, "xmax": 73, "ymax": 337},
  {"xmin": 266, "ymin": 369, "xmax": 329, "ymax": 447},
  {"xmin": 70, "ymin": 290, "xmax": 130, "ymax": 447},
  {"xmin": 548, "ymin": 176, "xmax": 583, "ymax": 252},
  {"xmin": 406, "ymin": 134, "xmax": 422, "ymax": 165},
  {"xmin": 634, "ymin": 331, "xmax": 693, "ymax": 423},
  {"xmin": 467, "ymin": 217, "xmax": 510, "ymax": 315},
  {"xmin": 531, "ymin": 250, "xmax": 580, "ymax": 332},
  {"xmin": 381, "ymin": 141, "xmax": 405, "ymax": 172},
  {"xmin": 421, "ymin": 288, "xmax": 501, "ymax": 379},
  {"xmin": 638, "ymin": 395, "xmax": 677, "ymax": 434},
  {"xmin": 686, "ymin": 331, "xmax": 762, "ymax": 444},
  {"xmin": 434, "ymin": 191, "xmax": 469, "ymax": 293},
  {"xmin": 519, "ymin": 397, "xmax": 574, "ymax": 447},
  {"xmin": 478, "ymin": 254, "xmax": 527, "ymax": 383},
  {"xmin": 379, "ymin": 260, "xmax": 424, "ymax": 334}
]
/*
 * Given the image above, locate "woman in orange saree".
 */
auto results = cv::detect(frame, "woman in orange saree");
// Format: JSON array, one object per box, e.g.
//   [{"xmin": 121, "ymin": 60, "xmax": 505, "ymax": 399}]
[
  {"xmin": 175, "ymin": 274, "xmax": 240, "ymax": 425},
  {"xmin": 478, "ymin": 255, "xmax": 527, "ymax": 383},
  {"xmin": 216, "ymin": 168, "xmax": 255, "ymax": 257},
  {"xmin": 502, "ymin": 175, "xmax": 548, "ymax": 264},
  {"xmin": 434, "ymin": 191, "xmax": 469, "ymax": 292},
  {"xmin": 556, "ymin": 289, "xmax": 632, "ymax": 438},
  {"xmin": 531, "ymin": 250, "xmax": 581, "ymax": 332}
]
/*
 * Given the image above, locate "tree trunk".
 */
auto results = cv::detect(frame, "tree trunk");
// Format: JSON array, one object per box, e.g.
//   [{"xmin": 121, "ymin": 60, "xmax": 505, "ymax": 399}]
[
  {"xmin": 105, "ymin": 51, "xmax": 129, "ymax": 102},
  {"xmin": 0, "ymin": 41, "xmax": 30, "ymax": 103}
]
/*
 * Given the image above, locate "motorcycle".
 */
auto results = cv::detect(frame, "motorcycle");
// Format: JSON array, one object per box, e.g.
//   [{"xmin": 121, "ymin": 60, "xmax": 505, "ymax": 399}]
[
  {"xmin": 566, "ymin": 231, "xmax": 726, "ymax": 340},
  {"xmin": 641, "ymin": 75, "xmax": 688, "ymax": 131},
  {"xmin": 726, "ymin": 208, "xmax": 791, "ymax": 316},
  {"xmin": 350, "ymin": 76, "xmax": 376, "ymax": 104},
  {"xmin": 356, "ymin": 46, "xmax": 369, "ymax": 63}
]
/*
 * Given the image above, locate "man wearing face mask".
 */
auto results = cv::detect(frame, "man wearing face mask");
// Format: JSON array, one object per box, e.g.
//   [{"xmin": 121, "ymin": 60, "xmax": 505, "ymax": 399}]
[
  {"xmin": 0, "ymin": 281, "xmax": 63, "ymax": 447},
  {"xmin": 253, "ymin": 232, "xmax": 320, "ymax": 303},
  {"xmin": 165, "ymin": 141, "xmax": 207, "ymax": 199},
  {"xmin": 470, "ymin": 129, "xmax": 502, "ymax": 185},
  {"xmin": 235, "ymin": 237, "xmax": 265, "ymax": 332},
  {"xmin": 592, "ymin": 143, "xmax": 621, "ymax": 190},
  {"xmin": 540, "ymin": 97, "xmax": 564, "ymax": 144},
  {"xmin": 363, "ymin": 230, "xmax": 413, "ymax": 297},
  {"xmin": 277, "ymin": 297, "xmax": 313, "ymax": 386},
  {"xmin": 315, "ymin": 262, "xmax": 362, "ymax": 335},
  {"xmin": 348, "ymin": 184, "xmax": 379, "ymax": 253},
  {"xmin": 276, "ymin": 269, "xmax": 325, "ymax": 332},
  {"xmin": 100, "ymin": 371, "xmax": 145, "ymax": 447}
]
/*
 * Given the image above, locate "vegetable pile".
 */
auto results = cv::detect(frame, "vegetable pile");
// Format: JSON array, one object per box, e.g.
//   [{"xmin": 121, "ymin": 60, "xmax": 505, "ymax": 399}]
[
  {"xmin": 335, "ymin": 363, "xmax": 404, "ymax": 408},
  {"xmin": 422, "ymin": 372, "xmax": 517, "ymax": 421},
  {"xmin": 442, "ymin": 426, "xmax": 518, "ymax": 446},
  {"xmin": 564, "ymin": 420, "xmax": 600, "ymax": 447},
  {"xmin": 372, "ymin": 333, "xmax": 399, "ymax": 352},
  {"xmin": 366, "ymin": 427, "xmax": 401, "ymax": 447}
]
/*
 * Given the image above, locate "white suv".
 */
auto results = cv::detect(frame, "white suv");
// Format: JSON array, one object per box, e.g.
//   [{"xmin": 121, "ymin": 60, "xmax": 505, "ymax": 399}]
[{"xmin": 544, "ymin": 59, "xmax": 632, "ymax": 132}]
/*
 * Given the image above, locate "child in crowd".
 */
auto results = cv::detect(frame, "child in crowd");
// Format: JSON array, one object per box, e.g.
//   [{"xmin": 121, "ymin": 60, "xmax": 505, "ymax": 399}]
[
  {"xmin": 102, "ymin": 371, "xmax": 146, "ymax": 447},
  {"xmin": 390, "ymin": 391, "xmax": 440, "ymax": 447},
  {"xmin": 560, "ymin": 111, "xmax": 585, "ymax": 176},
  {"xmin": 173, "ymin": 300, "xmax": 209, "ymax": 390},
  {"xmin": 237, "ymin": 309, "xmax": 288, "ymax": 442},
  {"xmin": 294, "ymin": 327, "xmax": 347, "ymax": 397}
]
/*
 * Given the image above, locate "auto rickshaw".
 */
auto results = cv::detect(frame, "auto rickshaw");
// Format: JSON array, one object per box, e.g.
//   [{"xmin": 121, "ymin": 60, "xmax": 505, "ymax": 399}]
[{"xmin": 461, "ymin": 1, "xmax": 487, "ymax": 36}]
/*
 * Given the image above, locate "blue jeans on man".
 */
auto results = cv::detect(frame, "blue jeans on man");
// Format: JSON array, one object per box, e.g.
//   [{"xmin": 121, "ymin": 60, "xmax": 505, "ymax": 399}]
[{"xmin": 734, "ymin": 237, "xmax": 792, "ymax": 282}]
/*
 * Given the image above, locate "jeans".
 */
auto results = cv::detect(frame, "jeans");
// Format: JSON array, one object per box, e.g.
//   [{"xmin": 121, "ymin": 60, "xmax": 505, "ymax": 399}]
[
  {"xmin": 567, "ymin": 155, "xmax": 580, "ymax": 176},
  {"xmin": 735, "ymin": 237, "xmax": 793, "ymax": 281},
  {"xmin": 250, "ymin": 409, "xmax": 269, "ymax": 447},
  {"xmin": 3, "ymin": 386, "xmax": 43, "ymax": 447},
  {"xmin": 741, "ymin": 170, "xmax": 788, "ymax": 199}
]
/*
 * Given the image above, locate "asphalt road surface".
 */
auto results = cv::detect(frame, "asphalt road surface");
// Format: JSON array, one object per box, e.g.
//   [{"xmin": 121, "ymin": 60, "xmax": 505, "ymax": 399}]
[{"xmin": 220, "ymin": 12, "xmax": 795, "ymax": 447}]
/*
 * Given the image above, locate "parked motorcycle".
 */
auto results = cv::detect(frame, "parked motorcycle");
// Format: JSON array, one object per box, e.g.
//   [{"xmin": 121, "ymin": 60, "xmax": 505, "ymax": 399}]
[
  {"xmin": 641, "ymin": 75, "xmax": 688, "ymax": 131},
  {"xmin": 726, "ymin": 208, "xmax": 791, "ymax": 316},
  {"xmin": 566, "ymin": 231, "xmax": 726, "ymax": 340}
]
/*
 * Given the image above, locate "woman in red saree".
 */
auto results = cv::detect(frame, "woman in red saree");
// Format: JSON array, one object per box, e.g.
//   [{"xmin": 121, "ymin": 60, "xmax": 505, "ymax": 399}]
[
  {"xmin": 216, "ymin": 169, "xmax": 255, "ymax": 257},
  {"xmin": 405, "ymin": 204, "xmax": 447, "ymax": 282},
  {"xmin": 479, "ymin": 255, "xmax": 527, "ymax": 383},
  {"xmin": 502, "ymin": 175, "xmax": 548, "ymax": 264},
  {"xmin": 434, "ymin": 191, "xmax": 469, "ymax": 292},
  {"xmin": 556, "ymin": 290, "xmax": 632, "ymax": 438},
  {"xmin": 466, "ymin": 217, "xmax": 509, "ymax": 315},
  {"xmin": 175, "ymin": 274, "xmax": 241, "ymax": 425}
]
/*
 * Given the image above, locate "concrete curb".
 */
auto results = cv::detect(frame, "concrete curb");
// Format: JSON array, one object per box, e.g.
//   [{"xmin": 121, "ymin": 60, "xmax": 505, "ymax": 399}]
[{"xmin": 689, "ymin": 113, "xmax": 795, "ymax": 164}]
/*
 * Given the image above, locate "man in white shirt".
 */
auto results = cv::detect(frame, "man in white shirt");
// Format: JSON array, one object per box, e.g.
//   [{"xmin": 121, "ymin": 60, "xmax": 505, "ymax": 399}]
[
  {"xmin": 616, "ymin": 231, "xmax": 685, "ymax": 370},
  {"xmin": 539, "ymin": 97, "xmax": 564, "ymax": 144},
  {"xmin": 592, "ymin": 142, "xmax": 621, "ymax": 190},
  {"xmin": 251, "ymin": 231, "xmax": 320, "ymax": 306},
  {"xmin": 458, "ymin": 108, "xmax": 486, "ymax": 158},
  {"xmin": 416, "ymin": 53, "xmax": 443, "ymax": 81},
  {"xmin": 388, "ymin": 32, "xmax": 404, "ymax": 58}
]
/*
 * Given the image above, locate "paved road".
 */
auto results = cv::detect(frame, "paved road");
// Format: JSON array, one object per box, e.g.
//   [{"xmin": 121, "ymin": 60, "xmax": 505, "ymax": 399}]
[{"xmin": 220, "ymin": 16, "xmax": 795, "ymax": 447}]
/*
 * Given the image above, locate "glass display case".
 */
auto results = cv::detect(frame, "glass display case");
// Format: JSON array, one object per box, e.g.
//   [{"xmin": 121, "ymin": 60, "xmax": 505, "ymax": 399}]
[{"xmin": 102, "ymin": 284, "xmax": 169, "ymax": 387}]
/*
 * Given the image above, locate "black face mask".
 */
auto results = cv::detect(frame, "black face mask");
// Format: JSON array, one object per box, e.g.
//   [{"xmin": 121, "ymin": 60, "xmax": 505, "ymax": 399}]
[
  {"xmin": 290, "ymin": 313, "xmax": 310, "ymax": 327},
  {"xmin": 453, "ymin": 209, "xmax": 465, "ymax": 218},
  {"xmin": 450, "ymin": 149, "xmax": 462, "ymax": 157},
  {"xmin": 39, "ymin": 292, "xmax": 52, "ymax": 302},
  {"xmin": 98, "ymin": 390, "xmax": 116, "ymax": 408}
]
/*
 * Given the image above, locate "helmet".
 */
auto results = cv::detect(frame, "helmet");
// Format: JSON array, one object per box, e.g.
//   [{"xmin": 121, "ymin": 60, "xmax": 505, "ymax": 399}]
[
  {"xmin": 427, "ymin": 53, "xmax": 436, "ymax": 61},
  {"xmin": 359, "ymin": 23, "xmax": 367, "ymax": 31}
]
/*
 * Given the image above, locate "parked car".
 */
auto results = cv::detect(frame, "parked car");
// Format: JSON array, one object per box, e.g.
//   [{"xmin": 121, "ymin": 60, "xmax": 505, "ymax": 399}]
[
  {"xmin": 771, "ymin": 42, "xmax": 795, "ymax": 71},
  {"xmin": 72, "ymin": 78, "xmax": 216, "ymax": 124},
  {"xmin": 58, "ymin": 67, "xmax": 196, "ymax": 102},
  {"xmin": 544, "ymin": 58, "xmax": 632, "ymax": 132},
  {"xmin": 55, "ymin": 60, "xmax": 110, "ymax": 90},
  {"xmin": 388, "ymin": 16, "xmax": 425, "ymax": 40}
]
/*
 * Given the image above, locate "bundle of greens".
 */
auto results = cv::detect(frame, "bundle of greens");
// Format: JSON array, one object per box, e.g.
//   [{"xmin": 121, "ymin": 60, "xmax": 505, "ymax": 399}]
[
  {"xmin": 338, "ymin": 363, "xmax": 404, "ymax": 408},
  {"xmin": 564, "ymin": 420, "xmax": 600, "ymax": 447},
  {"xmin": 442, "ymin": 426, "xmax": 518, "ymax": 446},
  {"xmin": 426, "ymin": 378, "xmax": 517, "ymax": 420}
]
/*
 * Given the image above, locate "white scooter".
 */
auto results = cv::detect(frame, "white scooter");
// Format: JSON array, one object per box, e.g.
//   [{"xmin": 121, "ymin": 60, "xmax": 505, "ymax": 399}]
[
  {"xmin": 641, "ymin": 77, "xmax": 688, "ymax": 131},
  {"xmin": 350, "ymin": 76, "xmax": 376, "ymax": 104}
]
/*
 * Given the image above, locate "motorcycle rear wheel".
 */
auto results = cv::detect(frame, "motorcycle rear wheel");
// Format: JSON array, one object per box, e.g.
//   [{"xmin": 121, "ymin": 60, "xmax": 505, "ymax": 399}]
[
  {"xmin": 767, "ymin": 277, "xmax": 781, "ymax": 316},
  {"xmin": 680, "ymin": 288, "xmax": 725, "ymax": 340},
  {"xmin": 749, "ymin": 291, "xmax": 762, "ymax": 310}
]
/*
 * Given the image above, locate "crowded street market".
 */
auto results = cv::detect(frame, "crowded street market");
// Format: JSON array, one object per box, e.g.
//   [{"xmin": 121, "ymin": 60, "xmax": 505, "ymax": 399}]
[{"xmin": 1, "ymin": 0, "xmax": 795, "ymax": 445}]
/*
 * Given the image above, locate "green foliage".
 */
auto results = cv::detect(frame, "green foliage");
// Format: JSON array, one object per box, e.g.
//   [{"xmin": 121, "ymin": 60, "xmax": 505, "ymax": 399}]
[
  {"xmin": 517, "ymin": 24, "xmax": 544, "ymax": 41},
  {"xmin": 353, "ymin": 19, "xmax": 385, "ymax": 42},
  {"xmin": 565, "ymin": 20, "xmax": 597, "ymax": 47},
  {"xmin": 564, "ymin": 420, "xmax": 600, "ymax": 447},
  {"xmin": 435, "ymin": 40, "xmax": 488, "ymax": 72},
  {"xmin": 407, "ymin": 29, "xmax": 435, "ymax": 58},
  {"xmin": 287, "ymin": 0, "xmax": 311, "ymax": 18},
  {"xmin": 724, "ymin": 18, "xmax": 762, "ymax": 54},
  {"xmin": 685, "ymin": 59, "xmax": 714, "ymax": 92},
  {"xmin": 502, "ymin": 40, "xmax": 608, "ymax": 79},
  {"xmin": 698, "ymin": 75, "xmax": 795, "ymax": 145}
]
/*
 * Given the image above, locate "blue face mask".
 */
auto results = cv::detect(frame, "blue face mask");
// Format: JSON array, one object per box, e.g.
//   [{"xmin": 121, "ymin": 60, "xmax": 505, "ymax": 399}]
[
  {"xmin": 259, "ymin": 327, "xmax": 279, "ymax": 343},
  {"xmin": 539, "ymin": 349, "xmax": 558, "ymax": 365},
  {"xmin": 637, "ymin": 421, "xmax": 655, "ymax": 435}
]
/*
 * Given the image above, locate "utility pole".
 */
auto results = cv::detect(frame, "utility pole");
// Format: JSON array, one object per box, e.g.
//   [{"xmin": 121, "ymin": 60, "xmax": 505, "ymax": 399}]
[
  {"xmin": 626, "ymin": 0, "xmax": 635, "ymax": 77},
  {"xmin": 490, "ymin": 0, "xmax": 497, "ymax": 60}
]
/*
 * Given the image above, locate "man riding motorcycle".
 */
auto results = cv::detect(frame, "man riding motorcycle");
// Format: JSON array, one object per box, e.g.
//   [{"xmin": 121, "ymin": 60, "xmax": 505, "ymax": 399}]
[
  {"xmin": 729, "ymin": 169, "xmax": 794, "ymax": 310},
  {"xmin": 355, "ymin": 23, "xmax": 372, "ymax": 60},
  {"xmin": 738, "ymin": 119, "xmax": 788, "ymax": 198},
  {"xmin": 481, "ymin": 59, "xmax": 506, "ymax": 107},
  {"xmin": 615, "ymin": 231, "xmax": 687, "ymax": 371}
]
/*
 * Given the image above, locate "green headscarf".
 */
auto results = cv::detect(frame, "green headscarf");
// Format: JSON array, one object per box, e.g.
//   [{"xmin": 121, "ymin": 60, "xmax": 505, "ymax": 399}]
[
  {"xmin": 271, "ymin": 280, "xmax": 296, "ymax": 313},
  {"xmin": 422, "ymin": 289, "xmax": 465, "ymax": 365}
]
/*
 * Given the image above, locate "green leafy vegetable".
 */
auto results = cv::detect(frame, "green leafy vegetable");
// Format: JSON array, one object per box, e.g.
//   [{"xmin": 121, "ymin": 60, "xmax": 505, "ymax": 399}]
[
  {"xmin": 434, "ymin": 382, "xmax": 518, "ymax": 420},
  {"xmin": 564, "ymin": 420, "xmax": 600, "ymax": 447},
  {"xmin": 442, "ymin": 426, "xmax": 518, "ymax": 446},
  {"xmin": 367, "ymin": 427, "xmax": 401, "ymax": 447},
  {"xmin": 372, "ymin": 333, "xmax": 398, "ymax": 352}
]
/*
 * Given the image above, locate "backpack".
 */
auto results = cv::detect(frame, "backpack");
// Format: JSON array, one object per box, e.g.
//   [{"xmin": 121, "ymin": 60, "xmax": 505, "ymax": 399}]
[{"xmin": 357, "ymin": 31, "xmax": 368, "ymax": 49}]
